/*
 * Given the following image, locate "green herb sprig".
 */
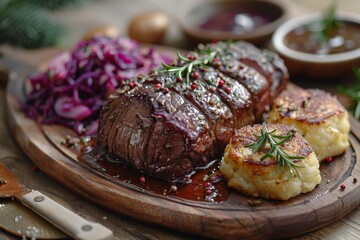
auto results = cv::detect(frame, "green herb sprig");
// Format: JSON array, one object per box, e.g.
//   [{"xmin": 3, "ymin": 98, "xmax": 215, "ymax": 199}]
[
  {"xmin": 246, "ymin": 125, "xmax": 304, "ymax": 180},
  {"xmin": 161, "ymin": 48, "xmax": 218, "ymax": 85},
  {"xmin": 338, "ymin": 67, "xmax": 360, "ymax": 119},
  {"xmin": 315, "ymin": 3, "xmax": 340, "ymax": 43}
]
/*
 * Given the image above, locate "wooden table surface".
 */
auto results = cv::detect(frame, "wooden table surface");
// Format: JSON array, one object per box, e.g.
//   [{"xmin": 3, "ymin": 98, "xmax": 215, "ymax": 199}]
[{"xmin": 1, "ymin": 0, "xmax": 360, "ymax": 239}]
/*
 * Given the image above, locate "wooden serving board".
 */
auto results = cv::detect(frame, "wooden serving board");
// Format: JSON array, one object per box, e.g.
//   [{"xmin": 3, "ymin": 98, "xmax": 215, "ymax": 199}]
[{"xmin": 6, "ymin": 71, "xmax": 360, "ymax": 240}]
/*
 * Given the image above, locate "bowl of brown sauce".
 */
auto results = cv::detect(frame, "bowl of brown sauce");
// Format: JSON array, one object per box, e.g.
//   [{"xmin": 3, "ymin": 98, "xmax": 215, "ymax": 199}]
[
  {"xmin": 179, "ymin": 0, "xmax": 286, "ymax": 47},
  {"xmin": 272, "ymin": 11, "xmax": 360, "ymax": 79}
]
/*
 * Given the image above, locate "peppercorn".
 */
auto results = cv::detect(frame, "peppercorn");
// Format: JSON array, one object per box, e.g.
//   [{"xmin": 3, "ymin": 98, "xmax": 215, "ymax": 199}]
[
  {"xmin": 225, "ymin": 87, "xmax": 231, "ymax": 94},
  {"xmin": 205, "ymin": 189, "xmax": 212, "ymax": 195},
  {"xmin": 188, "ymin": 55, "xmax": 196, "ymax": 60},
  {"xmin": 218, "ymin": 79, "xmax": 224, "ymax": 87},
  {"xmin": 163, "ymin": 88, "xmax": 170, "ymax": 94},
  {"xmin": 191, "ymin": 83, "xmax": 197, "ymax": 91},
  {"xmin": 170, "ymin": 185, "xmax": 177, "ymax": 192},
  {"xmin": 192, "ymin": 72, "xmax": 199, "ymax": 79},
  {"xmin": 326, "ymin": 157, "xmax": 333, "ymax": 163},
  {"xmin": 139, "ymin": 176, "xmax": 145, "ymax": 183},
  {"xmin": 154, "ymin": 83, "xmax": 162, "ymax": 90},
  {"xmin": 340, "ymin": 184, "xmax": 346, "ymax": 190}
]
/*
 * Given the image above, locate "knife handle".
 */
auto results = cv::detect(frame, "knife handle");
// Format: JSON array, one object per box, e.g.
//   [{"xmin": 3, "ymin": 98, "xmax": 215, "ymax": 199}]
[{"xmin": 20, "ymin": 190, "xmax": 113, "ymax": 240}]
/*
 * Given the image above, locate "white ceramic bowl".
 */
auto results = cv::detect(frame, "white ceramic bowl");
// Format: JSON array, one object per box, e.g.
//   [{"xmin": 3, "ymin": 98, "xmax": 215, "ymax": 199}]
[{"xmin": 271, "ymin": 12, "xmax": 360, "ymax": 79}]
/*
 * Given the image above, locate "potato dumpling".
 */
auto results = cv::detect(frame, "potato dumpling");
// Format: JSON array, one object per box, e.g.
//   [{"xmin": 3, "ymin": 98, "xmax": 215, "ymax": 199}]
[
  {"xmin": 220, "ymin": 124, "xmax": 321, "ymax": 200},
  {"xmin": 268, "ymin": 86, "xmax": 350, "ymax": 162}
]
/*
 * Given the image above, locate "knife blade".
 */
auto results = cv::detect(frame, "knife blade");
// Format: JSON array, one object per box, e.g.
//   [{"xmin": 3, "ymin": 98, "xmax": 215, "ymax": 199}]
[
  {"xmin": 0, "ymin": 162, "xmax": 113, "ymax": 240},
  {"xmin": 0, "ymin": 198, "xmax": 67, "ymax": 239}
]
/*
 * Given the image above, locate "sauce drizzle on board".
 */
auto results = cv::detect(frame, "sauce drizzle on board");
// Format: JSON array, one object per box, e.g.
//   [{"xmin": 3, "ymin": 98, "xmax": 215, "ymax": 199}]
[{"xmin": 78, "ymin": 139, "xmax": 230, "ymax": 203}]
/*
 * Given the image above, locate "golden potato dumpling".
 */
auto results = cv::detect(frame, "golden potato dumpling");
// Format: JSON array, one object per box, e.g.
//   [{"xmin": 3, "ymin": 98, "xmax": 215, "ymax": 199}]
[
  {"xmin": 220, "ymin": 124, "xmax": 321, "ymax": 200},
  {"xmin": 268, "ymin": 86, "xmax": 350, "ymax": 162}
]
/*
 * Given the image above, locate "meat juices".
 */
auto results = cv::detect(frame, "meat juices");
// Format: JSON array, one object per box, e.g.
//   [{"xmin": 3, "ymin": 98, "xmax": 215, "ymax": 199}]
[{"xmin": 96, "ymin": 41, "xmax": 289, "ymax": 182}]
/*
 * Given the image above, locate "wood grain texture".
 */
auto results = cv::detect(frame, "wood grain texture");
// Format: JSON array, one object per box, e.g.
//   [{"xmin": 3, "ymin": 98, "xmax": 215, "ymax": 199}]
[
  {"xmin": 5, "ymin": 68, "xmax": 360, "ymax": 240},
  {"xmin": 1, "ymin": 83, "xmax": 190, "ymax": 240},
  {"xmin": 1, "ymin": 1, "xmax": 360, "ymax": 239}
]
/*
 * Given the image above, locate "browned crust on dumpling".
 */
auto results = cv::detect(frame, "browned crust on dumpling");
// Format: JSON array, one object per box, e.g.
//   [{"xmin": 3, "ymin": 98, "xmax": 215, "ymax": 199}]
[
  {"xmin": 273, "ymin": 86, "xmax": 346, "ymax": 124},
  {"xmin": 228, "ymin": 123, "xmax": 313, "ymax": 167}
]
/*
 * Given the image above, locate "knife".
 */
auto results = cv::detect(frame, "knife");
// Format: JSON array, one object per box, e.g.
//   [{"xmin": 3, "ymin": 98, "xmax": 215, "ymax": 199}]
[
  {"xmin": 0, "ymin": 198, "xmax": 67, "ymax": 239},
  {"xmin": 0, "ymin": 162, "xmax": 113, "ymax": 240}
]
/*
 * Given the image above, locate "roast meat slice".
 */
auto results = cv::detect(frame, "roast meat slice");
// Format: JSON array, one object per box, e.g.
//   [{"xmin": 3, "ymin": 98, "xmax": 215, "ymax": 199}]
[
  {"xmin": 96, "ymin": 41, "xmax": 288, "ymax": 182},
  {"xmin": 97, "ymin": 67, "xmax": 254, "ymax": 181},
  {"xmin": 98, "ymin": 85, "xmax": 216, "ymax": 181},
  {"xmin": 203, "ymin": 41, "xmax": 288, "ymax": 119}
]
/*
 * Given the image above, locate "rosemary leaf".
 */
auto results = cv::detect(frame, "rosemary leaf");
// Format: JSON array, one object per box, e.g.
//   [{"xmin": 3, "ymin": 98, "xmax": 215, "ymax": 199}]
[
  {"xmin": 161, "ymin": 48, "xmax": 218, "ymax": 86},
  {"xmin": 338, "ymin": 67, "xmax": 360, "ymax": 119},
  {"xmin": 246, "ymin": 125, "xmax": 304, "ymax": 180},
  {"xmin": 177, "ymin": 51, "xmax": 189, "ymax": 62},
  {"xmin": 314, "ymin": 2, "xmax": 340, "ymax": 43}
]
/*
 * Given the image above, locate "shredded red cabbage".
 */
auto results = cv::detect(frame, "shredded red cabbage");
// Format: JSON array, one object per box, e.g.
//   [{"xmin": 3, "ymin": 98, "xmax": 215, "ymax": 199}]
[{"xmin": 24, "ymin": 36, "xmax": 171, "ymax": 135}]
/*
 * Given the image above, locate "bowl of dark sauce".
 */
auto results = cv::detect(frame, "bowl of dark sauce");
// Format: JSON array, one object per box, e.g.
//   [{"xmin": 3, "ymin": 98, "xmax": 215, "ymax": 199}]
[
  {"xmin": 179, "ymin": 0, "xmax": 286, "ymax": 46},
  {"xmin": 272, "ymin": 11, "xmax": 360, "ymax": 79}
]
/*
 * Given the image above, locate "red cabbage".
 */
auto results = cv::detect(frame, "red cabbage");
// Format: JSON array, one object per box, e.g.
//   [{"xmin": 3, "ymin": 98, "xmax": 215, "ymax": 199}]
[{"xmin": 24, "ymin": 36, "xmax": 171, "ymax": 135}]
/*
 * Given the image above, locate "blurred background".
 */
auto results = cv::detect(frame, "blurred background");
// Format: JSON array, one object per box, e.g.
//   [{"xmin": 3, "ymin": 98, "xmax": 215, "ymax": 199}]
[
  {"xmin": 1, "ymin": 1, "xmax": 360, "ymax": 239},
  {"xmin": 0, "ymin": 0, "xmax": 359, "ymax": 50}
]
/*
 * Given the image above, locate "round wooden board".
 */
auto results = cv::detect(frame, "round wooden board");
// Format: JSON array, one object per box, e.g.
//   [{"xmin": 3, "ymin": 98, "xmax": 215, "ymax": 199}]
[{"xmin": 6, "ymin": 70, "xmax": 360, "ymax": 240}]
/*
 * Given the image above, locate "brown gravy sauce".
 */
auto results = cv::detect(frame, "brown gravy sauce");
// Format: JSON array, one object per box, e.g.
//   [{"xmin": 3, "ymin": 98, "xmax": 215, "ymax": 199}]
[
  {"xmin": 285, "ymin": 20, "xmax": 360, "ymax": 55},
  {"xmin": 78, "ymin": 139, "xmax": 230, "ymax": 203}
]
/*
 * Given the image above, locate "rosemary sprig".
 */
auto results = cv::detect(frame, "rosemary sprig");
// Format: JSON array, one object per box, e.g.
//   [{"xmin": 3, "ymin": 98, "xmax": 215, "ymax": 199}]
[
  {"xmin": 314, "ymin": 3, "xmax": 340, "ymax": 43},
  {"xmin": 246, "ymin": 125, "xmax": 304, "ymax": 180},
  {"xmin": 337, "ymin": 67, "xmax": 360, "ymax": 119},
  {"xmin": 161, "ymin": 48, "xmax": 218, "ymax": 85}
]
